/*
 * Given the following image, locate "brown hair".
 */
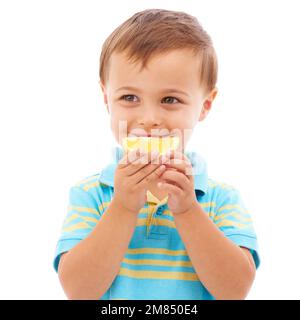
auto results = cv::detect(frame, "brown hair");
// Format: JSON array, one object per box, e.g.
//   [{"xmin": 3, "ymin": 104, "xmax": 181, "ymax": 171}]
[{"xmin": 99, "ymin": 8, "xmax": 218, "ymax": 96}]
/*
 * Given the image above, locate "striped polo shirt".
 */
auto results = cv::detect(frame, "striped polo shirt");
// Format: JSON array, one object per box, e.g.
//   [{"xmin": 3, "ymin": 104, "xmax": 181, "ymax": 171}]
[{"xmin": 53, "ymin": 146, "xmax": 260, "ymax": 300}]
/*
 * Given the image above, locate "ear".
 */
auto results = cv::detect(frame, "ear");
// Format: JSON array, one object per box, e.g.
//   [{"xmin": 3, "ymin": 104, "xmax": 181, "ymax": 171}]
[
  {"xmin": 199, "ymin": 87, "xmax": 218, "ymax": 122},
  {"xmin": 99, "ymin": 80, "xmax": 109, "ymax": 113}
]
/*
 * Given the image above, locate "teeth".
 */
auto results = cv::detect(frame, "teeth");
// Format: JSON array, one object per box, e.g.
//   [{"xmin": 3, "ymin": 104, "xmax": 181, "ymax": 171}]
[{"xmin": 122, "ymin": 136, "xmax": 179, "ymax": 155}]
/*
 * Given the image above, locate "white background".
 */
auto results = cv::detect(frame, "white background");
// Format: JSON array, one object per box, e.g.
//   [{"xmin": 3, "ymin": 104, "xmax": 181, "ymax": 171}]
[{"xmin": 0, "ymin": 0, "xmax": 299, "ymax": 299}]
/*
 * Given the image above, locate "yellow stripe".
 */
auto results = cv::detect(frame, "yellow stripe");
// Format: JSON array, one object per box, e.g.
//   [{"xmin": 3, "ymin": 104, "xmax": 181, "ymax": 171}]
[
  {"xmin": 200, "ymin": 202, "xmax": 216, "ymax": 208},
  {"xmin": 68, "ymin": 205, "xmax": 99, "ymax": 216},
  {"xmin": 99, "ymin": 202, "xmax": 111, "ymax": 213},
  {"xmin": 62, "ymin": 221, "xmax": 92, "ymax": 233},
  {"xmin": 139, "ymin": 210, "xmax": 212, "ymax": 229},
  {"xmin": 122, "ymin": 257, "xmax": 192, "ymax": 267},
  {"xmin": 118, "ymin": 267, "xmax": 199, "ymax": 281},
  {"xmin": 63, "ymin": 213, "xmax": 79, "ymax": 225},
  {"xmin": 96, "ymin": 202, "xmax": 231, "ymax": 231},
  {"xmin": 208, "ymin": 180, "xmax": 235, "ymax": 190},
  {"xmin": 82, "ymin": 216, "xmax": 99, "ymax": 223},
  {"xmin": 64, "ymin": 213, "xmax": 98, "ymax": 227},
  {"xmin": 137, "ymin": 217, "xmax": 175, "ymax": 229},
  {"xmin": 82, "ymin": 181, "xmax": 109, "ymax": 191},
  {"xmin": 98, "ymin": 201, "xmax": 216, "ymax": 230},
  {"xmin": 156, "ymin": 209, "xmax": 173, "ymax": 218},
  {"xmin": 75, "ymin": 175, "xmax": 100, "ymax": 187},
  {"xmin": 216, "ymin": 219, "xmax": 249, "ymax": 229},
  {"xmin": 148, "ymin": 208, "xmax": 204, "ymax": 219},
  {"xmin": 97, "ymin": 202, "xmax": 165, "ymax": 218},
  {"xmin": 127, "ymin": 247, "xmax": 188, "ymax": 256},
  {"xmin": 98, "ymin": 202, "xmax": 215, "ymax": 215},
  {"xmin": 82, "ymin": 181, "xmax": 100, "ymax": 191},
  {"xmin": 217, "ymin": 204, "xmax": 248, "ymax": 214},
  {"xmin": 214, "ymin": 212, "xmax": 252, "ymax": 222},
  {"xmin": 98, "ymin": 202, "xmax": 155, "ymax": 215},
  {"xmin": 63, "ymin": 212, "xmax": 249, "ymax": 234},
  {"xmin": 146, "ymin": 208, "xmax": 212, "ymax": 220},
  {"xmin": 209, "ymin": 211, "xmax": 216, "ymax": 219}
]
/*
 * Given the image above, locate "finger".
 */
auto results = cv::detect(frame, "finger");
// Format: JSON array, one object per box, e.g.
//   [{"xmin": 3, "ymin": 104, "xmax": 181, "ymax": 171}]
[
  {"xmin": 136, "ymin": 163, "xmax": 167, "ymax": 187},
  {"xmin": 164, "ymin": 159, "xmax": 194, "ymax": 178},
  {"xmin": 118, "ymin": 149, "xmax": 142, "ymax": 168},
  {"xmin": 160, "ymin": 169, "xmax": 190, "ymax": 190},
  {"xmin": 125, "ymin": 151, "xmax": 164, "ymax": 176},
  {"xmin": 162, "ymin": 150, "xmax": 194, "ymax": 179},
  {"xmin": 158, "ymin": 180, "xmax": 183, "ymax": 197},
  {"xmin": 164, "ymin": 149, "xmax": 191, "ymax": 165}
]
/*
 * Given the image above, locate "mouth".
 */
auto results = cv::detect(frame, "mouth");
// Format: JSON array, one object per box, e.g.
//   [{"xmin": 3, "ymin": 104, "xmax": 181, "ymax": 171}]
[{"xmin": 128, "ymin": 132, "xmax": 175, "ymax": 138}]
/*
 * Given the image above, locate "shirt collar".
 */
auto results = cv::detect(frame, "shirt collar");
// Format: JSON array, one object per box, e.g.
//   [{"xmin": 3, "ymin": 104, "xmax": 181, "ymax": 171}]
[
  {"xmin": 99, "ymin": 146, "xmax": 208, "ymax": 196},
  {"xmin": 146, "ymin": 190, "xmax": 169, "ymax": 206}
]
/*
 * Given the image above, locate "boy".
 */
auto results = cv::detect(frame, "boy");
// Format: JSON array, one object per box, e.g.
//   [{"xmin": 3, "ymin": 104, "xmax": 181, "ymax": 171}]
[{"xmin": 53, "ymin": 8, "xmax": 260, "ymax": 300}]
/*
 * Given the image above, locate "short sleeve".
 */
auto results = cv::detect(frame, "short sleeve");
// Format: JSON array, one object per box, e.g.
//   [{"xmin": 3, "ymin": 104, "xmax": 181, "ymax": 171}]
[
  {"xmin": 53, "ymin": 186, "xmax": 101, "ymax": 273},
  {"xmin": 214, "ymin": 188, "xmax": 261, "ymax": 269}
]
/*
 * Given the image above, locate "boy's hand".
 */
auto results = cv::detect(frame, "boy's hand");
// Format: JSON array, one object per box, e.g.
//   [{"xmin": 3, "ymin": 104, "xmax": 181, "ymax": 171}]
[
  {"xmin": 157, "ymin": 150, "xmax": 199, "ymax": 215},
  {"xmin": 113, "ymin": 150, "xmax": 168, "ymax": 214}
]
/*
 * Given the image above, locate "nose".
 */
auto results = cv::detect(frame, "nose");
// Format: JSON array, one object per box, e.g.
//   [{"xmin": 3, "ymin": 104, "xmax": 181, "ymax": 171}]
[{"xmin": 137, "ymin": 107, "xmax": 162, "ymax": 127}]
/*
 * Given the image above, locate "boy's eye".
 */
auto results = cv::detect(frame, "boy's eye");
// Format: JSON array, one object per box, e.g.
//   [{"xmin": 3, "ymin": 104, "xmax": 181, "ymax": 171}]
[
  {"xmin": 120, "ymin": 95, "xmax": 180, "ymax": 104},
  {"xmin": 162, "ymin": 96, "xmax": 180, "ymax": 104},
  {"xmin": 121, "ymin": 95, "xmax": 138, "ymax": 102}
]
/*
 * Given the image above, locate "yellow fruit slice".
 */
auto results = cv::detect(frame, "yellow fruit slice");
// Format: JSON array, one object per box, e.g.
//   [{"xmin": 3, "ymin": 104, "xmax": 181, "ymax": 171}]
[{"xmin": 122, "ymin": 136, "xmax": 180, "ymax": 155}]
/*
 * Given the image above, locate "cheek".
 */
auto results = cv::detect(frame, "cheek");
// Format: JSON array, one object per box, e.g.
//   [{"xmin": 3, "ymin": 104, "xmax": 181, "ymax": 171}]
[
  {"xmin": 171, "ymin": 110, "xmax": 194, "ymax": 127},
  {"xmin": 110, "ymin": 116, "xmax": 125, "ymax": 142},
  {"xmin": 170, "ymin": 120, "xmax": 194, "ymax": 148},
  {"xmin": 110, "ymin": 113, "xmax": 136, "ymax": 144},
  {"xmin": 170, "ymin": 115, "xmax": 195, "ymax": 135}
]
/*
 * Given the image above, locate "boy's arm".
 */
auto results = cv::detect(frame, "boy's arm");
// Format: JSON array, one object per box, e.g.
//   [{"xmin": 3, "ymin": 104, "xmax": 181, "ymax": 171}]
[
  {"xmin": 58, "ymin": 198, "xmax": 138, "ymax": 300},
  {"xmin": 173, "ymin": 202, "xmax": 256, "ymax": 300}
]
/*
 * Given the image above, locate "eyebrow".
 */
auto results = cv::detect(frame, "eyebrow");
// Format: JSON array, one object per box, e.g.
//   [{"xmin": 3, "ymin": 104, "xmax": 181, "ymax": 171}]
[{"xmin": 115, "ymin": 86, "xmax": 190, "ymax": 97}]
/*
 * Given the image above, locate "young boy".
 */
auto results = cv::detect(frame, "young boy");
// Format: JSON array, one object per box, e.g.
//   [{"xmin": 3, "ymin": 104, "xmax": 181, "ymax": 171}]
[{"xmin": 53, "ymin": 8, "xmax": 260, "ymax": 300}]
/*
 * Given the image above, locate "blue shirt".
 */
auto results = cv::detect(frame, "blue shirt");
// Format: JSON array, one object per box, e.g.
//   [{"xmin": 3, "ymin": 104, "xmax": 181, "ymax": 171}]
[{"xmin": 53, "ymin": 146, "xmax": 260, "ymax": 300}]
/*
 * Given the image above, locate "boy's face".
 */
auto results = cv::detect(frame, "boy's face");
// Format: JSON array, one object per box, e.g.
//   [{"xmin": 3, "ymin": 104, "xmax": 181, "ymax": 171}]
[{"xmin": 101, "ymin": 49, "xmax": 217, "ymax": 151}]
